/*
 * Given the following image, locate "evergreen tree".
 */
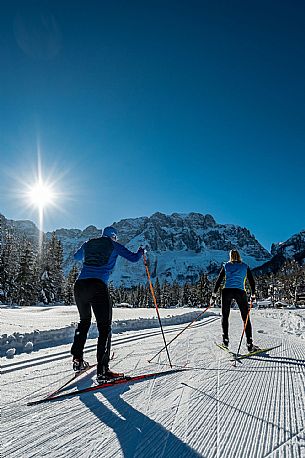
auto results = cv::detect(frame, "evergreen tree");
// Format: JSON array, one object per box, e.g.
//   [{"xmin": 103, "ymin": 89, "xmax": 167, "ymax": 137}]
[
  {"xmin": 64, "ymin": 265, "xmax": 79, "ymax": 305},
  {"xmin": 277, "ymin": 259, "xmax": 305, "ymax": 303},
  {"xmin": 142, "ymin": 284, "xmax": 150, "ymax": 307},
  {"xmin": 154, "ymin": 277, "xmax": 161, "ymax": 306},
  {"xmin": 108, "ymin": 280, "xmax": 116, "ymax": 304},
  {"xmin": 118, "ymin": 282, "xmax": 128, "ymax": 304},
  {"xmin": 145, "ymin": 283, "xmax": 154, "ymax": 307},
  {"xmin": 170, "ymin": 281, "xmax": 181, "ymax": 307},
  {"xmin": 0, "ymin": 226, "xmax": 20, "ymax": 304},
  {"xmin": 13, "ymin": 238, "xmax": 37, "ymax": 306},
  {"xmin": 197, "ymin": 274, "xmax": 211, "ymax": 307},
  {"xmin": 161, "ymin": 280, "xmax": 171, "ymax": 307},
  {"xmin": 188, "ymin": 284, "xmax": 199, "ymax": 307},
  {"xmin": 39, "ymin": 233, "xmax": 64, "ymax": 304},
  {"xmin": 137, "ymin": 284, "xmax": 145, "ymax": 307},
  {"xmin": 182, "ymin": 283, "xmax": 191, "ymax": 306}
]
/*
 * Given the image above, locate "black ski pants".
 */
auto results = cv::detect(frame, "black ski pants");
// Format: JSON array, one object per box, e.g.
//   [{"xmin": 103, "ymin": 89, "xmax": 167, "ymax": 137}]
[
  {"xmin": 71, "ymin": 278, "xmax": 112, "ymax": 373},
  {"xmin": 221, "ymin": 288, "xmax": 252, "ymax": 342}
]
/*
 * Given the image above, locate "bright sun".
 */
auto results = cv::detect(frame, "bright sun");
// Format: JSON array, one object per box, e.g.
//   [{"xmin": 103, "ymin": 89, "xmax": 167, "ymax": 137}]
[{"xmin": 28, "ymin": 181, "xmax": 55, "ymax": 209}]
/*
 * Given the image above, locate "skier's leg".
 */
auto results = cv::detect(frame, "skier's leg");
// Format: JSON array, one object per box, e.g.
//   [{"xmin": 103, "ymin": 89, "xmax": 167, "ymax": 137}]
[
  {"xmin": 90, "ymin": 280, "xmax": 112, "ymax": 374},
  {"xmin": 71, "ymin": 279, "xmax": 92, "ymax": 359},
  {"xmin": 236, "ymin": 290, "xmax": 252, "ymax": 343},
  {"xmin": 221, "ymin": 289, "xmax": 233, "ymax": 344}
]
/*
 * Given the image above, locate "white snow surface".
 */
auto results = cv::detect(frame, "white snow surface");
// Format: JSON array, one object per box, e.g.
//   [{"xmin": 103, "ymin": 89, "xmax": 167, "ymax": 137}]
[{"xmin": 2, "ymin": 307, "xmax": 305, "ymax": 458}]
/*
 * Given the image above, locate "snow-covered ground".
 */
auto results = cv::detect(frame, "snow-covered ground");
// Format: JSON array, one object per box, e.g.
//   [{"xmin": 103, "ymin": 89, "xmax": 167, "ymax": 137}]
[{"xmin": 2, "ymin": 307, "xmax": 305, "ymax": 457}]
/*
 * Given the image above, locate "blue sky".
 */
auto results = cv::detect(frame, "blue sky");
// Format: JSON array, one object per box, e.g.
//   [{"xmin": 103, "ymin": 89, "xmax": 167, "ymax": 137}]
[{"xmin": 1, "ymin": 0, "xmax": 304, "ymax": 250}]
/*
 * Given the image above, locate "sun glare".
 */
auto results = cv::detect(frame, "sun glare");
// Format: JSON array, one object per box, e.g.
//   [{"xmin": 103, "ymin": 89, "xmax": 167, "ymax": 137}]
[
  {"xmin": 12, "ymin": 144, "xmax": 71, "ymax": 248},
  {"xmin": 28, "ymin": 181, "xmax": 55, "ymax": 209}
]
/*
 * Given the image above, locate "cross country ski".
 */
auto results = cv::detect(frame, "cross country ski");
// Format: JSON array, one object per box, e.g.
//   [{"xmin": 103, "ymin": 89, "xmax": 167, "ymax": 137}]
[
  {"xmin": 27, "ymin": 368, "xmax": 187, "ymax": 406},
  {"xmin": 216, "ymin": 342, "xmax": 282, "ymax": 361},
  {"xmin": 231, "ymin": 344, "xmax": 282, "ymax": 361}
]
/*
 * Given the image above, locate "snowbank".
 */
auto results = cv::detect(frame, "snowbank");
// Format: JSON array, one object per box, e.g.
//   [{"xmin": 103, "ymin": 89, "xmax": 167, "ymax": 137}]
[
  {"xmin": 260, "ymin": 309, "xmax": 305, "ymax": 341},
  {"xmin": 0, "ymin": 305, "xmax": 218, "ymax": 357},
  {"xmin": 279, "ymin": 310, "xmax": 305, "ymax": 339}
]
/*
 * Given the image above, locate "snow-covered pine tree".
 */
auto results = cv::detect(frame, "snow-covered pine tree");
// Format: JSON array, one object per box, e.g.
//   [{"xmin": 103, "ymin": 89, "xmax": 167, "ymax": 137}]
[
  {"xmin": 278, "ymin": 259, "xmax": 305, "ymax": 303},
  {"xmin": 256, "ymin": 273, "xmax": 269, "ymax": 300},
  {"xmin": 0, "ymin": 225, "xmax": 20, "ymax": 304},
  {"xmin": 161, "ymin": 280, "xmax": 170, "ymax": 307},
  {"xmin": 154, "ymin": 277, "xmax": 161, "ymax": 307},
  {"xmin": 145, "ymin": 283, "xmax": 153, "ymax": 307},
  {"xmin": 182, "ymin": 283, "xmax": 191, "ymax": 306},
  {"xmin": 141, "ymin": 284, "xmax": 149, "ymax": 308},
  {"xmin": 108, "ymin": 280, "xmax": 117, "ymax": 304},
  {"xmin": 188, "ymin": 284, "xmax": 199, "ymax": 307},
  {"xmin": 197, "ymin": 273, "xmax": 211, "ymax": 307},
  {"xmin": 39, "ymin": 232, "xmax": 64, "ymax": 304},
  {"xmin": 117, "ymin": 282, "xmax": 128, "ymax": 304},
  {"xmin": 170, "ymin": 281, "xmax": 181, "ymax": 307},
  {"xmin": 138, "ymin": 284, "xmax": 146, "ymax": 307},
  {"xmin": 13, "ymin": 238, "xmax": 37, "ymax": 306},
  {"xmin": 64, "ymin": 265, "xmax": 79, "ymax": 305}
]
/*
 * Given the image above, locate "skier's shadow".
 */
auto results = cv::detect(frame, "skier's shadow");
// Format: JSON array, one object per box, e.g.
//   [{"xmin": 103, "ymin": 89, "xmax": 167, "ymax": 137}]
[{"xmin": 77, "ymin": 377, "xmax": 201, "ymax": 458}]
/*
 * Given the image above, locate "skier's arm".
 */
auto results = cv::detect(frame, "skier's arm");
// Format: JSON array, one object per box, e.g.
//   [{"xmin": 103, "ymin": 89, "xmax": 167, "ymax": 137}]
[
  {"xmin": 113, "ymin": 241, "xmax": 144, "ymax": 262},
  {"xmin": 247, "ymin": 267, "xmax": 256, "ymax": 295},
  {"xmin": 74, "ymin": 243, "xmax": 85, "ymax": 261},
  {"xmin": 213, "ymin": 267, "xmax": 225, "ymax": 293}
]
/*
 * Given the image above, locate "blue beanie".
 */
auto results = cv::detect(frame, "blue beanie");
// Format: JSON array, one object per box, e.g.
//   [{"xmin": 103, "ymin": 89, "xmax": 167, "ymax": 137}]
[{"xmin": 102, "ymin": 226, "xmax": 118, "ymax": 239}]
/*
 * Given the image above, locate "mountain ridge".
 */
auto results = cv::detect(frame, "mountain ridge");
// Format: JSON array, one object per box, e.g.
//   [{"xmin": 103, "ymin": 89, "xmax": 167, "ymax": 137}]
[{"xmin": 2, "ymin": 211, "xmax": 303, "ymax": 286}]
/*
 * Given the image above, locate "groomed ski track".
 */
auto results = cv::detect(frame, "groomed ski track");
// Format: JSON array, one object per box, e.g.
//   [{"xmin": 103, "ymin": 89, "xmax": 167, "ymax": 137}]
[{"xmin": 2, "ymin": 310, "xmax": 305, "ymax": 458}]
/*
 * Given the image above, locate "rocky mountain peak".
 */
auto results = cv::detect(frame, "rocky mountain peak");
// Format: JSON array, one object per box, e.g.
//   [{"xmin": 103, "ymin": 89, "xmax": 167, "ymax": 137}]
[
  {"xmin": 271, "ymin": 230, "xmax": 305, "ymax": 257},
  {"xmin": 2, "ymin": 211, "xmax": 274, "ymax": 286},
  {"xmin": 82, "ymin": 225, "xmax": 101, "ymax": 237}
]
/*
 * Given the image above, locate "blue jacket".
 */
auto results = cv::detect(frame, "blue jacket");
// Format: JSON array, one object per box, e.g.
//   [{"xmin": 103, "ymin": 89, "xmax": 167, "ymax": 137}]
[
  {"xmin": 224, "ymin": 261, "xmax": 248, "ymax": 289},
  {"xmin": 214, "ymin": 261, "xmax": 256, "ymax": 294},
  {"xmin": 74, "ymin": 236, "xmax": 142, "ymax": 284}
]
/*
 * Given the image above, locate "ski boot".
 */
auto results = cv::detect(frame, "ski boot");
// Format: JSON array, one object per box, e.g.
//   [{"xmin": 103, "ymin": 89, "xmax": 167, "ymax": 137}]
[
  {"xmin": 222, "ymin": 336, "xmax": 229, "ymax": 348},
  {"xmin": 73, "ymin": 357, "xmax": 90, "ymax": 372},
  {"xmin": 247, "ymin": 340, "xmax": 260, "ymax": 352},
  {"xmin": 97, "ymin": 367, "xmax": 125, "ymax": 384}
]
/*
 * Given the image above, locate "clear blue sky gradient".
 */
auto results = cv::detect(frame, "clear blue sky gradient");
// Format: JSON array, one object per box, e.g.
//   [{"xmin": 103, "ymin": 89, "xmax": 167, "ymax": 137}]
[{"xmin": 1, "ymin": 1, "xmax": 304, "ymax": 250}]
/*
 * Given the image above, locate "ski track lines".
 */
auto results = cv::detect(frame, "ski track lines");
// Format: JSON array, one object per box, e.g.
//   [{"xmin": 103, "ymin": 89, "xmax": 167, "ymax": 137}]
[{"xmin": 2, "ymin": 311, "xmax": 305, "ymax": 458}]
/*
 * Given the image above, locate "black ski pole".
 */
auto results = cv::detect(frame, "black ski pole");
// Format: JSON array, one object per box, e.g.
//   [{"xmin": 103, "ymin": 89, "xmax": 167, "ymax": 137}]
[
  {"xmin": 234, "ymin": 298, "xmax": 254, "ymax": 367},
  {"xmin": 148, "ymin": 303, "xmax": 213, "ymax": 363}
]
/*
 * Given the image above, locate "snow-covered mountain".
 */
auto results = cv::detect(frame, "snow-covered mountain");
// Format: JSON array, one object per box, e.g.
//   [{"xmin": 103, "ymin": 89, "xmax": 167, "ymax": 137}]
[
  {"xmin": 253, "ymin": 230, "xmax": 305, "ymax": 275},
  {"xmin": 271, "ymin": 230, "xmax": 305, "ymax": 259},
  {"xmin": 2, "ymin": 211, "xmax": 274, "ymax": 286},
  {"xmin": 0, "ymin": 213, "xmax": 41, "ymax": 245},
  {"xmin": 52, "ymin": 212, "xmax": 270, "ymax": 285},
  {"xmin": 107, "ymin": 212, "xmax": 271, "ymax": 286}
]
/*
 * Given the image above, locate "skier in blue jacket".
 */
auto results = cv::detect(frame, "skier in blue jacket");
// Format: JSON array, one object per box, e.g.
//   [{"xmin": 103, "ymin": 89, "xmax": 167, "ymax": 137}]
[
  {"xmin": 71, "ymin": 226, "xmax": 144, "ymax": 381},
  {"xmin": 211, "ymin": 249, "xmax": 259, "ymax": 352}
]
